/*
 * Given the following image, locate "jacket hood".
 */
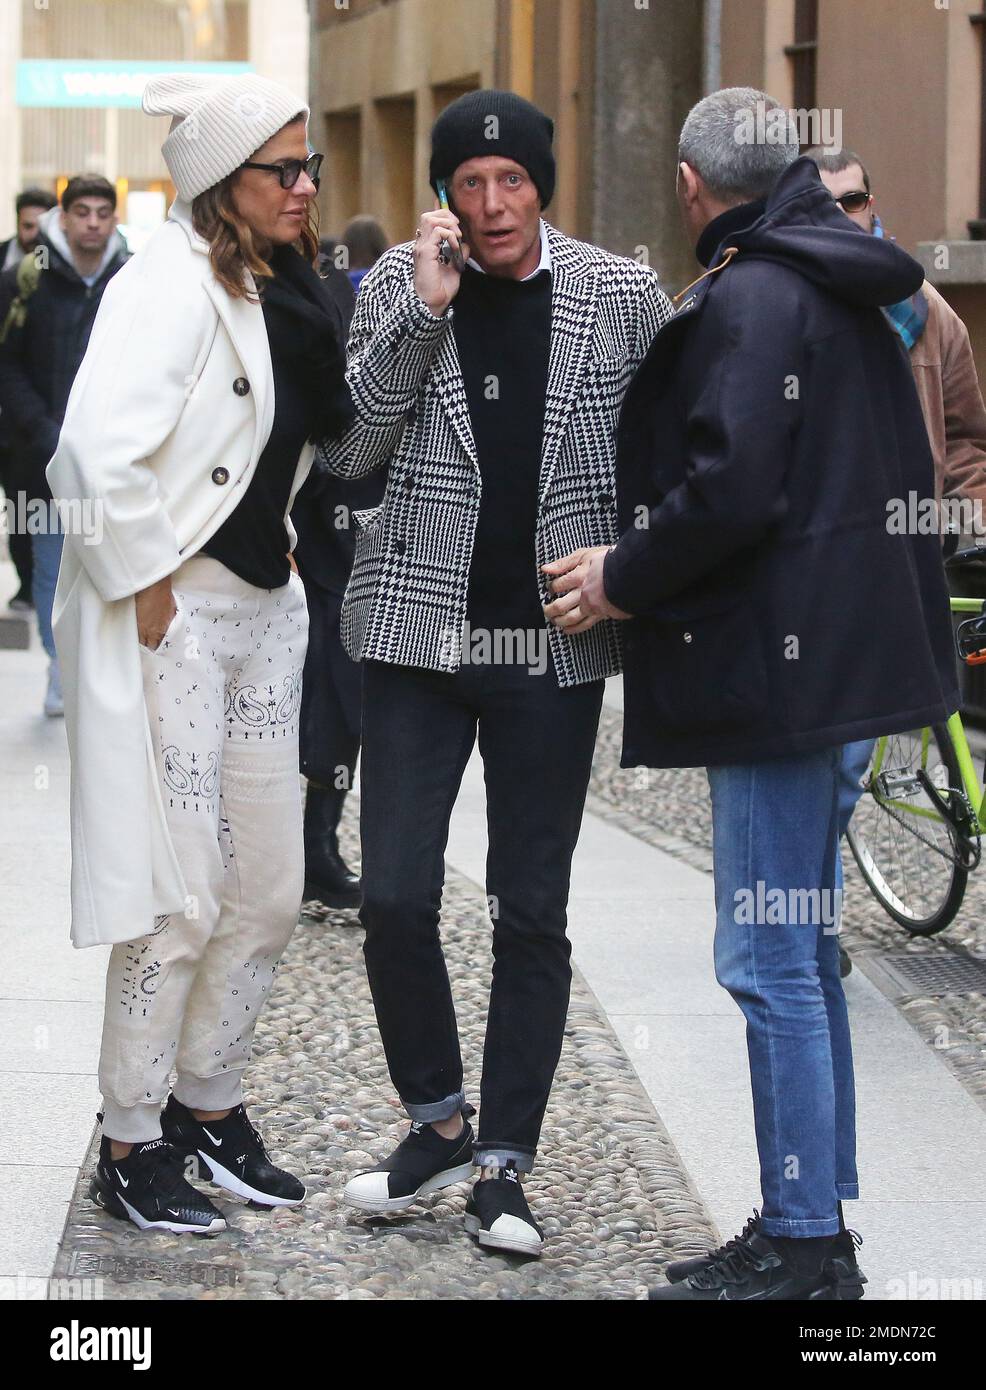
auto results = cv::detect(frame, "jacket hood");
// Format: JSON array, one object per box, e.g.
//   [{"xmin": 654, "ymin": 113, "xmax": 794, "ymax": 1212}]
[
  {"xmin": 38, "ymin": 204, "xmax": 128, "ymax": 284},
  {"xmin": 699, "ymin": 156, "xmax": 924, "ymax": 310}
]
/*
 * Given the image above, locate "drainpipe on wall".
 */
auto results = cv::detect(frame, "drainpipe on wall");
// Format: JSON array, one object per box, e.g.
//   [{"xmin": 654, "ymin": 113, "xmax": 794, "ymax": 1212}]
[{"xmin": 703, "ymin": 0, "xmax": 722, "ymax": 96}]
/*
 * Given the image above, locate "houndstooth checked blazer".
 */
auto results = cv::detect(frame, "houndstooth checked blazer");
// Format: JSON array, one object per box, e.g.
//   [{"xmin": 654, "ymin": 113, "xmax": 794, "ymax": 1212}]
[{"xmin": 317, "ymin": 221, "xmax": 674, "ymax": 687}]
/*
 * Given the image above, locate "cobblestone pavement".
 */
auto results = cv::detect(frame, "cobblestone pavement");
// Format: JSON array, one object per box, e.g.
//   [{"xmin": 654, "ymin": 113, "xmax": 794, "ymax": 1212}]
[
  {"xmin": 588, "ymin": 707, "xmax": 986, "ymax": 1112},
  {"xmin": 54, "ymin": 807, "xmax": 717, "ymax": 1301}
]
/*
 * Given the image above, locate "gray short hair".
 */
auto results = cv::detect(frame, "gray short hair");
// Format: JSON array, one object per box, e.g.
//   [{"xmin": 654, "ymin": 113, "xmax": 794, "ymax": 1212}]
[{"xmin": 679, "ymin": 87, "xmax": 800, "ymax": 204}]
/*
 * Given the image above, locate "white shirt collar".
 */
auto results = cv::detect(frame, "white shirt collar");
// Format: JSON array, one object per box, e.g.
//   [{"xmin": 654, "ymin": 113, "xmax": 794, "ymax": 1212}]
[{"xmin": 466, "ymin": 219, "xmax": 551, "ymax": 281}]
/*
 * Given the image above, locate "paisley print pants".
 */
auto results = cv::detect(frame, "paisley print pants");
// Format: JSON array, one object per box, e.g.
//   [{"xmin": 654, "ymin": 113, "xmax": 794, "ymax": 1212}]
[{"xmin": 99, "ymin": 553, "xmax": 309, "ymax": 1141}]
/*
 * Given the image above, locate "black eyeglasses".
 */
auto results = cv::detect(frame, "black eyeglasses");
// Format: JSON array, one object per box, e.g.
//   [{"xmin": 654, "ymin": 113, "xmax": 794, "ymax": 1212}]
[
  {"xmin": 240, "ymin": 152, "xmax": 323, "ymax": 190},
  {"xmin": 835, "ymin": 190, "xmax": 871, "ymax": 214}
]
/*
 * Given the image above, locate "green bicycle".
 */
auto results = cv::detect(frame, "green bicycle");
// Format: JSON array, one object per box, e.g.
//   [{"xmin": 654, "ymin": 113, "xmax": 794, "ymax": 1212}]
[{"xmin": 846, "ymin": 549, "xmax": 986, "ymax": 936}]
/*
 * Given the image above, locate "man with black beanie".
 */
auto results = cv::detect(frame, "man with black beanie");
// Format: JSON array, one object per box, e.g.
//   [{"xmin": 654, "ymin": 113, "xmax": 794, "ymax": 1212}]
[{"xmin": 320, "ymin": 89, "xmax": 672, "ymax": 1256}]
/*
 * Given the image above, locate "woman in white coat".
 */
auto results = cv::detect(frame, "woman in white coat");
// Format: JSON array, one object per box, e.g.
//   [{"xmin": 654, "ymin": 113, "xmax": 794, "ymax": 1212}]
[{"xmin": 46, "ymin": 73, "xmax": 353, "ymax": 1234}]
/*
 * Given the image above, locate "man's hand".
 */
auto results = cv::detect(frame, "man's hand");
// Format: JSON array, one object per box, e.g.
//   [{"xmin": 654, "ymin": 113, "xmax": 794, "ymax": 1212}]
[
  {"xmin": 135, "ymin": 574, "xmax": 176, "ymax": 651},
  {"xmin": 412, "ymin": 208, "xmax": 470, "ymax": 318},
  {"xmin": 542, "ymin": 546, "xmax": 632, "ymax": 634}
]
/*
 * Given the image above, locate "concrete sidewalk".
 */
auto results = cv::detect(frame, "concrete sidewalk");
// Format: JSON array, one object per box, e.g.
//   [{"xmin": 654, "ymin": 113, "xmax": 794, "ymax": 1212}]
[{"xmin": 0, "ymin": 560, "xmax": 106, "ymax": 1297}]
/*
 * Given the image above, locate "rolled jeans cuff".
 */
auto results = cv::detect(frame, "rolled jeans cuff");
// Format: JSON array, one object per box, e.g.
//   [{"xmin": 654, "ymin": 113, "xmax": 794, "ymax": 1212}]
[
  {"xmin": 173, "ymin": 1070, "xmax": 245, "ymax": 1114},
  {"xmin": 837, "ymin": 1182, "xmax": 859, "ymax": 1201},
  {"xmin": 760, "ymin": 1214, "xmax": 841, "ymax": 1238},
  {"xmin": 100, "ymin": 1099, "xmax": 164, "ymax": 1144},
  {"xmin": 403, "ymin": 1089, "xmax": 466, "ymax": 1124},
  {"xmin": 473, "ymin": 1145, "xmax": 537, "ymax": 1176}
]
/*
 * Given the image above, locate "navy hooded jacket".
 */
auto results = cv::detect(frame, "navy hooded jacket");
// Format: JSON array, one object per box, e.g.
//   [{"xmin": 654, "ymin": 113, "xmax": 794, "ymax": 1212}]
[{"xmin": 604, "ymin": 157, "xmax": 959, "ymax": 769}]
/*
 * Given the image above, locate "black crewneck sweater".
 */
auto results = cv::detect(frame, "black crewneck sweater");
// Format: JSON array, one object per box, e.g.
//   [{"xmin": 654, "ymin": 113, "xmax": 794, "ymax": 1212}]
[
  {"xmin": 201, "ymin": 245, "xmax": 352, "ymax": 589},
  {"xmin": 452, "ymin": 262, "xmax": 552, "ymax": 632}
]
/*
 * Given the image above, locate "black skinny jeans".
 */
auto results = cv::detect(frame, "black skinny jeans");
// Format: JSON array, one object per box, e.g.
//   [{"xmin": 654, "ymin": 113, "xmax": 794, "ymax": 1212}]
[{"xmin": 359, "ymin": 654, "xmax": 604, "ymax": 1173}]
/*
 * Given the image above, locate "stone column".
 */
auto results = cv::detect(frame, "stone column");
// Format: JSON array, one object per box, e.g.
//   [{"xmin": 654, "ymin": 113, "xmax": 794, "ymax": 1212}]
[
  {"xmin": 590, "ymin": 0, "xmax": 703, "ymax": 294},
  {"xmin": 249, "ymin": 0, "xmax": 309, "ymax": 98}
]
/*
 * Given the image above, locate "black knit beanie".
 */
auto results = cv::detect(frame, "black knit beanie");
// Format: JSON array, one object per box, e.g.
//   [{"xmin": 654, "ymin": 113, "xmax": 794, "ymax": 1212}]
[{"xmin": 429, "ymin": 89, "xmax": 556, "ymax": 209}]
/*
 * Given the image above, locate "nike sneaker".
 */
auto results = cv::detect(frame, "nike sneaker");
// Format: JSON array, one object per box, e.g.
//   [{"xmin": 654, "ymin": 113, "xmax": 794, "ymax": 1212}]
[
  {"xmin": 89, "ymin": 1133, "xmax": 226, "ymax": 1235},
  {"xmin": 162, "ymin": 1094, "xmax": 305, "ymax": 1207}
]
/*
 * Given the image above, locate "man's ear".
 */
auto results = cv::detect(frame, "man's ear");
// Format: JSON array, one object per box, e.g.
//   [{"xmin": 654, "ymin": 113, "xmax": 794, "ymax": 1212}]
[{"xmin": 678, "ymin": 161, "xmax": 701, "ymax": 208}]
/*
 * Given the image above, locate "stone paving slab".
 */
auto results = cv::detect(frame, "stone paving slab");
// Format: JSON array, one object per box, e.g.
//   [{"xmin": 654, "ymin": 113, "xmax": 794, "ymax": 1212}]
[
  {"xmin": 52, "ymin": 815, "xmax": 717, "ymax": 1301},
  {"xmin": 0, "ymin": 615, "xmax": 29, "ymax": 650}
]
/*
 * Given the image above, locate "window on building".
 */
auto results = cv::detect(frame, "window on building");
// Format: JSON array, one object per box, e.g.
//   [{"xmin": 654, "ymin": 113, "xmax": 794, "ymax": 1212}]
[
  {"xmin": 785, "ymin": 0, "xmax": 818, "ymax": 119},
  {"xmin": 323, "ymin": 109, "xmax": 363, "ymax": 239}
]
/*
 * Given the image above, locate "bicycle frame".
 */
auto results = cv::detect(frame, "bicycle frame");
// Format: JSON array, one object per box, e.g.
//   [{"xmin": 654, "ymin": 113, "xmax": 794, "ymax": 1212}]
[
  {"xmin": 870, "ymin": 595, "xmax": 986, "ymax": 835},
  {"xmin": 851, "ymin": 581, "xmax": 986, "ymax": 931},
  {"xmin": 949, "ymin": 596, "xmax": 986, "ymax": 831}
]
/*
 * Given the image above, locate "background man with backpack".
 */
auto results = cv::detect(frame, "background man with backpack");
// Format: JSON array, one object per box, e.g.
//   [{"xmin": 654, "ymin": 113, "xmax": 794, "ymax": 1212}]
[
  {"xmin": 0, "ymin": 174, "xmax": 128, "ymax": 715},
  {"xmin": 0, "ymin": 186, "xmax": 58, "ymax": 613}
]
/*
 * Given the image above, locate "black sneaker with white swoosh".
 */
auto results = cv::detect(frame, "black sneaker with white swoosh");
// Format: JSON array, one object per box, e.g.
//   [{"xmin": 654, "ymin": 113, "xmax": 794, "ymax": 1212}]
[
  {"xmin": 161, "ymin": 1094, "xmax": 305, "ymax": 1207},
  {"xmin": 89, "ymin": 1131, "xmax": 226, "ymax": 1235}
]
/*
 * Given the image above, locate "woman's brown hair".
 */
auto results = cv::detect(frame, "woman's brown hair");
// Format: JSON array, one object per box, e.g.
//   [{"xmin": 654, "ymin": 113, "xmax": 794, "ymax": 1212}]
[{"xmin": 191, "ymin": 134, "xmax": 320, "ymax": 301}]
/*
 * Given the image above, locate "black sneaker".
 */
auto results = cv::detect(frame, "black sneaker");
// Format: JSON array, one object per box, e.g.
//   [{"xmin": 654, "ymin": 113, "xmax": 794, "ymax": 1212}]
[
  {"xmin": 667, "ymin": 1214, "xmax": 867, "ymax": 1299},
  {"xmin": 8, "ymin": 587, "xmax": 32, "ymax": 612},
  {"xmin": 464, "ymin": 1162, "xmax": 544, "ymax": 1257},
  {"xmin": 648, "ymin": 1231, "xmax": 842, "ymax": 1300},
  {"xmin": 89, "ymin": 1133, "xmax": 226, "ymax": 1235},
  {"xmin": 344, "ymin": 1116, "xmax": 475, "ymax": 1214},
  {"xmin": 666, "ymin": 1210, "xmax": 762, "ymax": 1283},
  {"xmin": 826, "ymin": 1227, "xmax": 868, "ymax": 1300},
  {"xmin": 161, "ymin": 1094, "xmax": 305, "ymax": 1207}
]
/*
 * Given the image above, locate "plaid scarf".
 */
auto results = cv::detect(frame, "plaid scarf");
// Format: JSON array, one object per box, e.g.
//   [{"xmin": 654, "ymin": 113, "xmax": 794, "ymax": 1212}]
[{"xmin": 874, "ymin": 214, "xmax": 928, "ymax": 350}]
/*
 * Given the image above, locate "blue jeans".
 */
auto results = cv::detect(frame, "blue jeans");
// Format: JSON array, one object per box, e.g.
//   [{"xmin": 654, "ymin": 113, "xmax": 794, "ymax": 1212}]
[
  {"xmin": 835, "ymin": 739, "xmax": 876, "ymax": 903},
  {"xmin": 31, "ymin": 524, "xmax": 64, "ymax": 661},
  {"xmin": 707, "ymin": 747, "xmax": 859, "ymax": 1237}
]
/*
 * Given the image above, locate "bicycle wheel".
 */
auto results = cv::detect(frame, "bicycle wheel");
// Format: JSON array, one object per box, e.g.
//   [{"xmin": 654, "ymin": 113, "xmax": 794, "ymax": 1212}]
[{"xmin": 845, "ymin": 725, "xmax": 969, "ymax": 936}]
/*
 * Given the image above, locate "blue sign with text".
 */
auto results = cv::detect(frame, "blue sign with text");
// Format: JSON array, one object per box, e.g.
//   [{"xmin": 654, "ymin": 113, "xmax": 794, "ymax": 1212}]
[{"xmin": 16, "ymin": 60, "xmax": 253, "ymax": 109}]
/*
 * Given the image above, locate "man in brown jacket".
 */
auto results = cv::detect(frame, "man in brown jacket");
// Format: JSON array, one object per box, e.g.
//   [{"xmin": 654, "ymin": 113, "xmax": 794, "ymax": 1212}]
[
  {"xmin": 808, "ymin": 145, "xmax": 986, "ymax": 957},
  {"xmin": 808, "ymin": 145, "xmax": 986, "ymax": 510}
]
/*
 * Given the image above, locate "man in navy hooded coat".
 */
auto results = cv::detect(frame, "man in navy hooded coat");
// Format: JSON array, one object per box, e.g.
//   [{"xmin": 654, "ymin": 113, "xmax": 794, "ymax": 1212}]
[{"xmin": 545, "ymin": 88, "xmax": 958, "ymax": 1301}]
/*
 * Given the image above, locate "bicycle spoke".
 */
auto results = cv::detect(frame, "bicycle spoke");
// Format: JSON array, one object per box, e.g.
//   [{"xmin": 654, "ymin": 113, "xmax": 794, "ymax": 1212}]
[{"xmin": 848, "ymin": 727, "xmax": 964, "ymax": 931}]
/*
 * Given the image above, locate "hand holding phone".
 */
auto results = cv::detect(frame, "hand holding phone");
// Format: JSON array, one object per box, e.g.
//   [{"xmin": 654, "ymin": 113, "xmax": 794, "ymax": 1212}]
[{"xmin": 436, "ymin": 180, "xmax": 466, "ymax": 272}]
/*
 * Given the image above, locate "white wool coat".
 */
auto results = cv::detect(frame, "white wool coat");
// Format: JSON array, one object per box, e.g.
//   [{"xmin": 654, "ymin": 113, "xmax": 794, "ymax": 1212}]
[{"xmin": 46, "ymin": 200, "xmax": 314, "ymax": 948}]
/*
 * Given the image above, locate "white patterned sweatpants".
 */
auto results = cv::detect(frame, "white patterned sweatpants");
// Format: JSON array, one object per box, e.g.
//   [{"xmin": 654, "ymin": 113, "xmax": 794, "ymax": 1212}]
[{"xmin": 99, "ymin": 553, "xmax": 309, "ymax": 1141}]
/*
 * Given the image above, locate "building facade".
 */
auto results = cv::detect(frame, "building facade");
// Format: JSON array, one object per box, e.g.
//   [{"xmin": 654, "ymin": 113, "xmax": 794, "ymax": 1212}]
[
  {"xmin": 309, "ymin": 0, "xmax": 703, "ymax": 293},
  {"xmin": 0, "ymin": 0, "xmax": 308, "ymax": 250},
  {"xmin": 720, "ymin": 0, "xmax": 986, "ymax": 366},
  {"xmin": 310, "ymin": 0, "xmax": 986, "ymax": 372}
]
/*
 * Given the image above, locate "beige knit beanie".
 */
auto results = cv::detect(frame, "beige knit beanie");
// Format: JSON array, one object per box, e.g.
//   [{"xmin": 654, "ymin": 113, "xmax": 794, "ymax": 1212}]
[{"xmin": 142, "ymin": 72, "xmax": 310, "ymax": 201}]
